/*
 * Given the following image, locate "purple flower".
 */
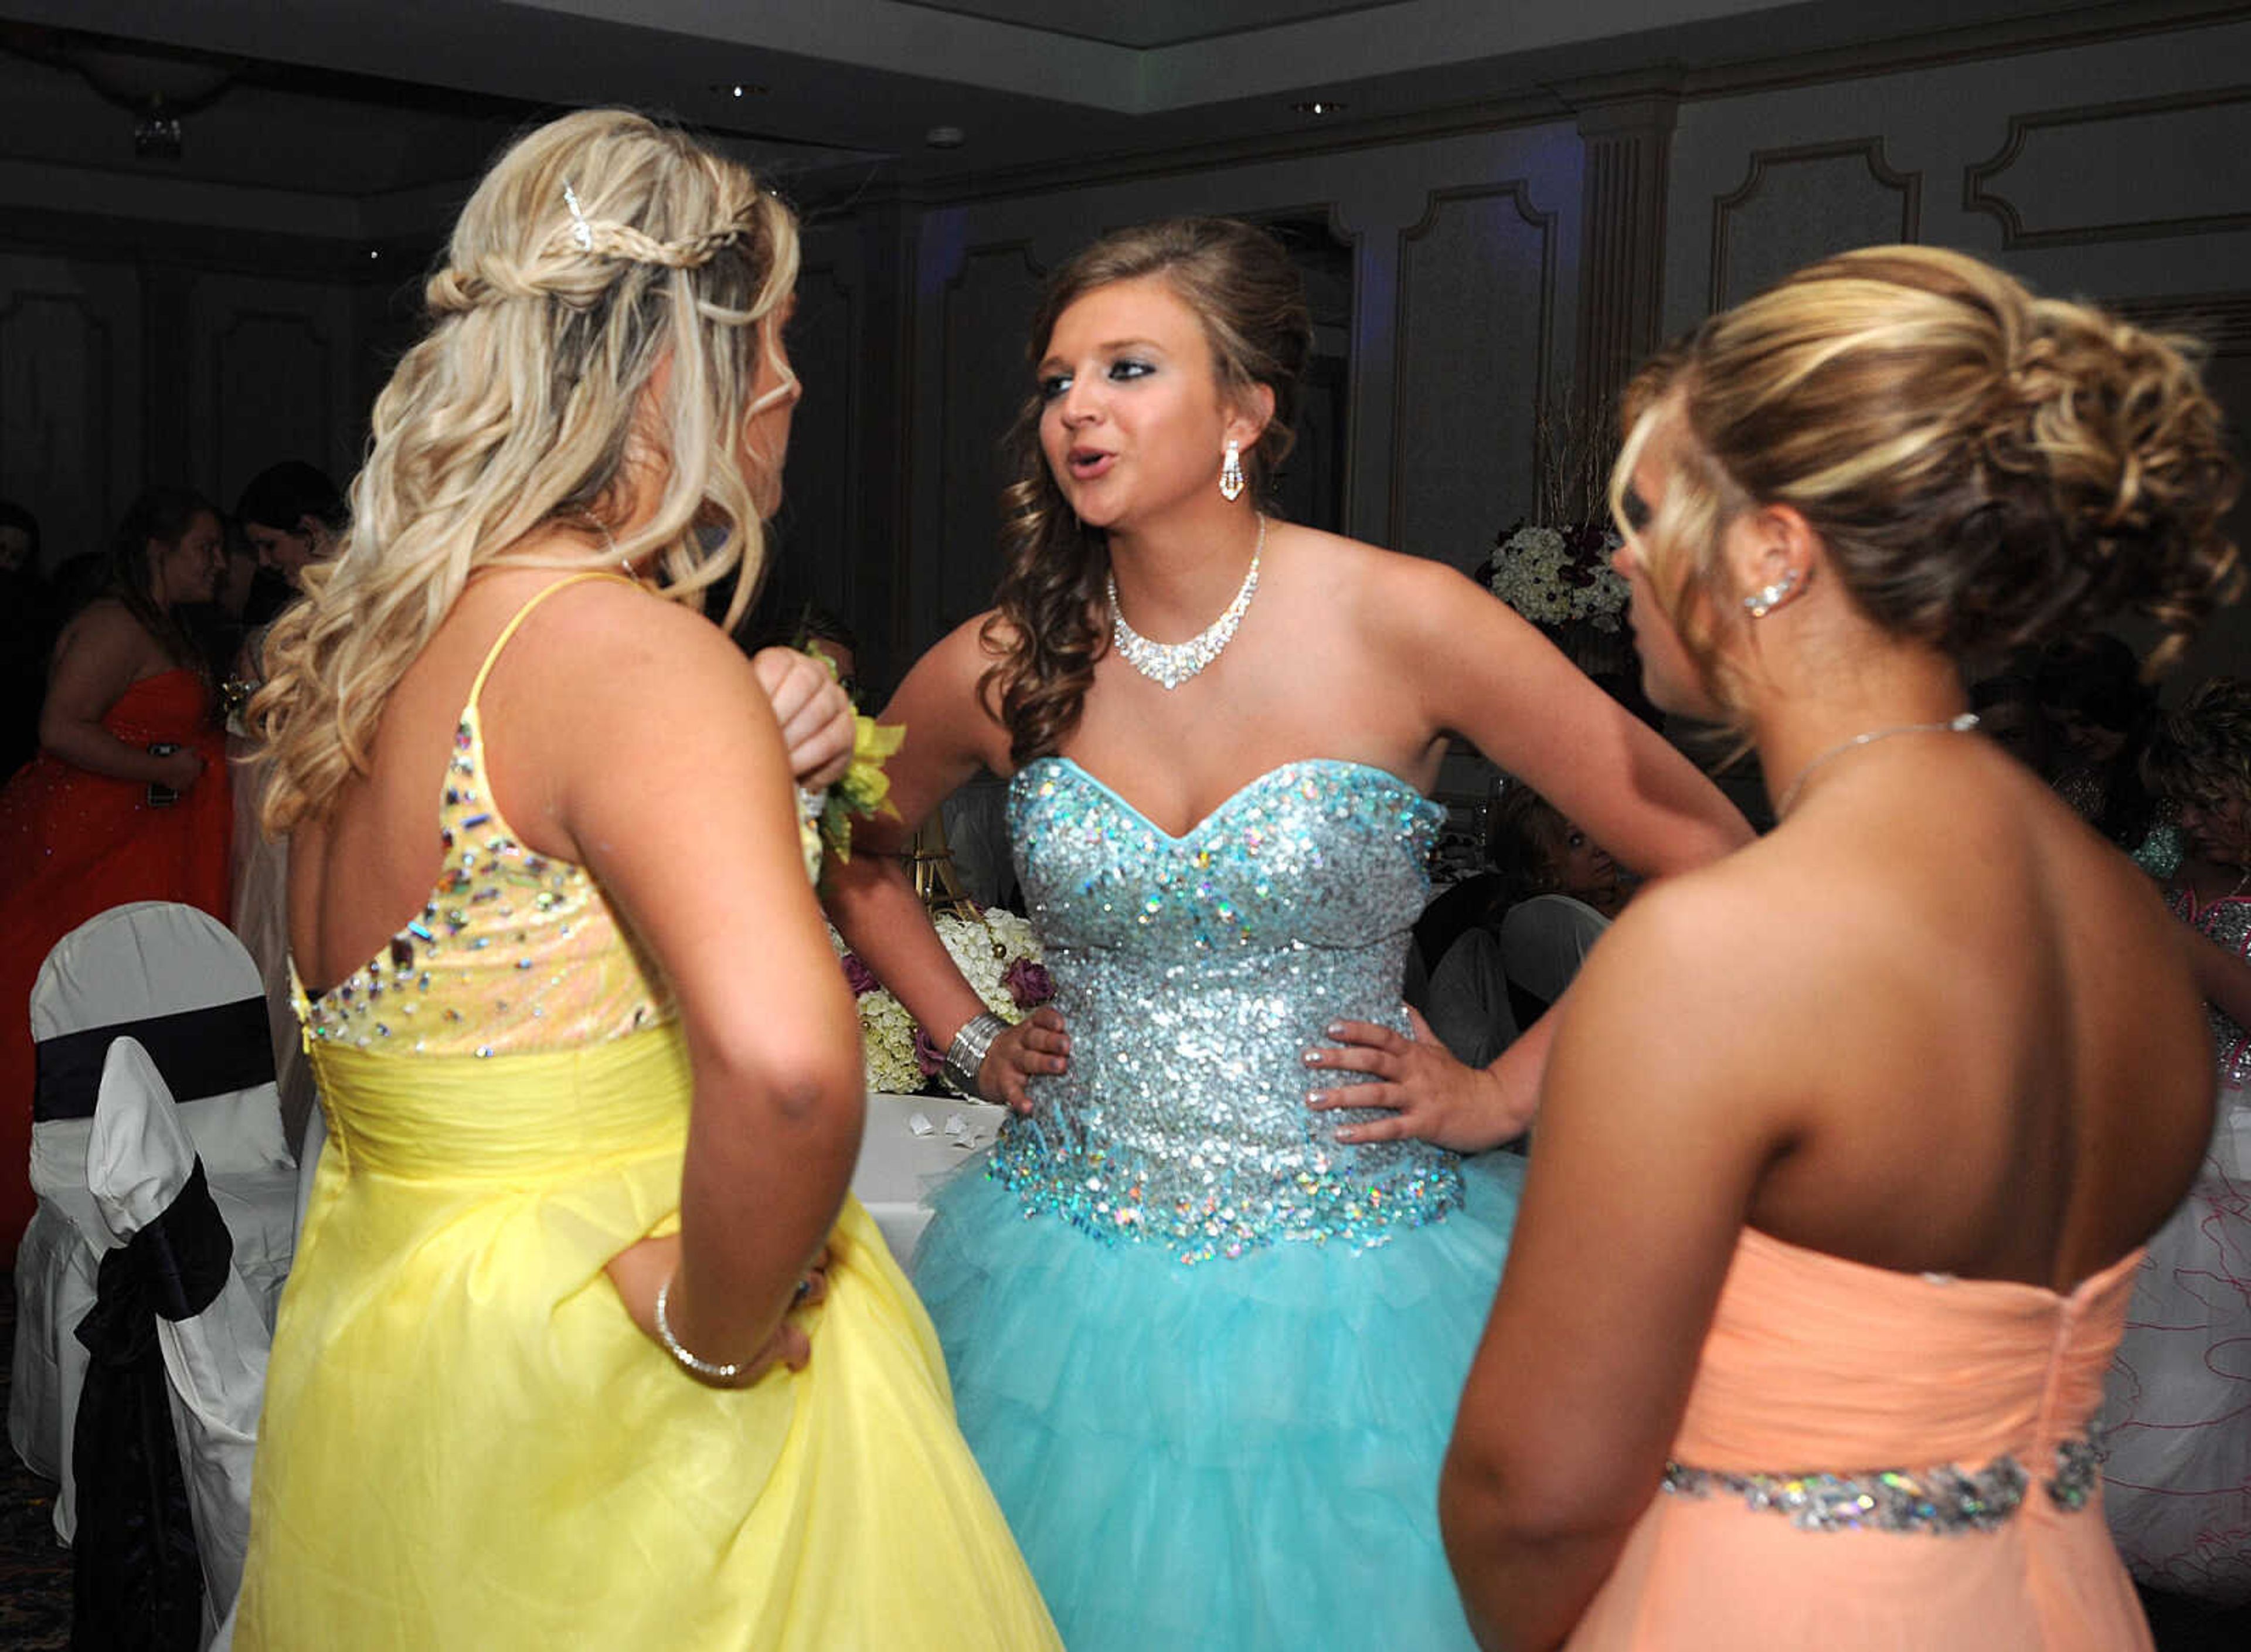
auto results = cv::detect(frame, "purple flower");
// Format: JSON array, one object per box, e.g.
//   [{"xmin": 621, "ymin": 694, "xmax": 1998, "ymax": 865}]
[
  {"xmin": 912, "ymin": 1025, "xmax": 948, "ymax": 1078},
  {"xmin": 839, "ymin": 952, "xmax": 879, "ymax": 996},
  {"xmin": 1003, "ymin": 957, "xmax": 1053, "ymax": 1008}
]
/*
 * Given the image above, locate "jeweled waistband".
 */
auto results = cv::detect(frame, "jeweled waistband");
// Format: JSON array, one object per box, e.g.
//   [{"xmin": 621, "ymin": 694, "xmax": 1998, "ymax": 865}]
[
  {"xmin": 985, "ymin": 1120, "xmax": 1464, "ymax": 1264},
  {"xmin": 1660, "ymin": 1426, "xmax": 2103, "ymax": 1534}
]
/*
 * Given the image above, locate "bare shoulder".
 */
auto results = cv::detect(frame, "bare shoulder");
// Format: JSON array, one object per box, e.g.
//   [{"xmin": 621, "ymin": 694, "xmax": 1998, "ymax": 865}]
[
  {"xmin": 1276, "ymin": 524, "xmax": 1468, "ymax": 604},
  {"xmin": 1560, "ymin": 838, "xmax": 1833, "ymax": 1078},
  {"xmin": 53, "ymin": 598, "xmax": 152, "ymax": 661}
]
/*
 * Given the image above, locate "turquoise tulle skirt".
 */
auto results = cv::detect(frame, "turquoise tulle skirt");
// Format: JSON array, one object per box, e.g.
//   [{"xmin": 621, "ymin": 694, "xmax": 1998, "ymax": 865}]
[{"xmin": 912, "ymin": 1150, "xmax": 1526, "ymax": 1651}]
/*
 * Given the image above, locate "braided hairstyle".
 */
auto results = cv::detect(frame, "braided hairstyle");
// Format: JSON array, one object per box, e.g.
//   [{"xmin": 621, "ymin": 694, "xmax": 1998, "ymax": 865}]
[
  {"xmin": 251, "ymin": 108, "xmax": 798, "ymax": 834},
  {"xmin": 1611, "ymin": 245, "xmax": 2240, "ymax": 725}
]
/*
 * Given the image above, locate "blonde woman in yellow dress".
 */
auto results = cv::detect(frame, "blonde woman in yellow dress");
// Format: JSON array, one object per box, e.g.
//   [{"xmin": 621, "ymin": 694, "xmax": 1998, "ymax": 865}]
[{"xmin": 234, "ymin": 110, "xmax": 1059, "ymax": 1649}]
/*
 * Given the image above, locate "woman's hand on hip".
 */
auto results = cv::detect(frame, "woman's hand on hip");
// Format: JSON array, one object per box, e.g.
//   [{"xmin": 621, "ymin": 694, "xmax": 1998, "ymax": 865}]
[
  {"xmin": 604, "ymin": 1232, "xmax": 831, "ymax": 1388},
  {"xmin": 1304, "ymin": 1007, "xmax": 1537, "ymax": 1153},
  {"xmin": 979, "ymin": 1006, "xmax": 1070, "ymax": 1116}
]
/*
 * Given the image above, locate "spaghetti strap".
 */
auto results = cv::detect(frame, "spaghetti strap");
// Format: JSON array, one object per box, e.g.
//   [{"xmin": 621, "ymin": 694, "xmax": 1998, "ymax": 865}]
[{"xmin": 465, "ymin": 571, "xmax": 637, "ymax": 709}]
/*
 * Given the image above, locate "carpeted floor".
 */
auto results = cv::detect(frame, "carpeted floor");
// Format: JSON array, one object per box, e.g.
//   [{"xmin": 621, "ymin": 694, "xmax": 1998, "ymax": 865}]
[{"xmin": 0, "ymin": 1278, "xmax": 72, "ymax": 1650}]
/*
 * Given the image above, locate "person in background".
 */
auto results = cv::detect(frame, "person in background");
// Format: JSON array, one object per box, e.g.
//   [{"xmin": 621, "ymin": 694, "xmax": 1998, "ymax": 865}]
[
  {"xmin": 1968, "ymin": 669, "xmax": 2055, "ymax": 776},
  {"xmin": 1438, "ymin": 245, "xmax": 2235, "ymax": 1650},
  {"xmin": 0, "ymin": 487, "xmax": 232, "ymax": 1255},
  {"xmin": 226, "ymin": 463, "xmax": 351, "ymax": 1149},
  {"xmin": 2098, "ymin": 674, "xmax": 2251, "ymax": 1611},
  {"xmin": 1490, "ymin": 783, "xmax": 1625, "ymax": 1031},
  {"xmin": 2037, "ymin": 632, "xmax": 2162, "ymax": 852},
  {"xmin": 236, "ymin": 461, "xmax": 346, "ymax": 595}
]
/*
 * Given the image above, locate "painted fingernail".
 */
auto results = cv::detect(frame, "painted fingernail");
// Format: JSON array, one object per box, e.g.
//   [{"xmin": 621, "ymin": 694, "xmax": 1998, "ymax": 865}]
[
  {"xmin": 1334, "ymin": 1127, "xmax": 1356, "ymax": 1144},
  {"xmin": 1325, "ymin": 1022, "xmax": 1346, "ymax": 1038},
  {"xmin": 1301, "ymin": 1049, "xmax": 1322, "ymax": 1066},
  {"xmin": 1305, "ymin": 1089, "xmax": 1325, "ymax": 1107}
]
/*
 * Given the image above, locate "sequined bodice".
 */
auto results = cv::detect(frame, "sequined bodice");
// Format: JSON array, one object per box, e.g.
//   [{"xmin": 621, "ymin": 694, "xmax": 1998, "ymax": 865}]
[
  {"xmin": 299, "ymin": 579, "xmax": 669, "ymax": 1057},
  {"xmin": 2172, "ymin": 886, "xmax": 2251, "ymax": 1087},
  {"xmin": 990, "ymin": 757, "xmax": 1458, "ymax": 1262}
]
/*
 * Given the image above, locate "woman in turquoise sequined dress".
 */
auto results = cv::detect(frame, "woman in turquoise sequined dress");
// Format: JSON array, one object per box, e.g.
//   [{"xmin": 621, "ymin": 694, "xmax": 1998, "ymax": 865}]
[{"xmin": 824, "ymin": 218, "xmax": 1752, "ymax": 1650}]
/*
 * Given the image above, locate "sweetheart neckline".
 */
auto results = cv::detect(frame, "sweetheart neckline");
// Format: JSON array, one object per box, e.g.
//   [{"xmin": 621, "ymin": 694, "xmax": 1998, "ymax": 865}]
[{"xmin": 1015, "ymin": 754, "xmax": 1438, "ymax": 844}]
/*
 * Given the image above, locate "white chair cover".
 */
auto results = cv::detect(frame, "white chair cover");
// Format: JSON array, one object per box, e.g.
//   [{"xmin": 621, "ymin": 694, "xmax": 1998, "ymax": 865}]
[
  {"xmin": 8, "ymin": 900, "xmax": 296, "ymax": 1543},
  {"xmin": 88, "ymin": 1036, "xmax": 269, "ymax": 1652},
  {"xmin": 5, "ymin": 1201, "xmax": 97, "ymax": 1480},
  {"xmin": 1497, "ymin": 893, "xmax": 1612, "ymax": 1008}
]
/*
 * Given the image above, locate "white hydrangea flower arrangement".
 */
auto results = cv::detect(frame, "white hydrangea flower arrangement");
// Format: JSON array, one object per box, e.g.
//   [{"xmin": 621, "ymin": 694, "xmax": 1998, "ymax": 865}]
[
  {"xmin": 1484, "ymin": 523, "xmax": 1630, "ymax": 631},
  {"xmin": 830, "ymin": 909, "xmax": 1054, "ymax": 1096}
]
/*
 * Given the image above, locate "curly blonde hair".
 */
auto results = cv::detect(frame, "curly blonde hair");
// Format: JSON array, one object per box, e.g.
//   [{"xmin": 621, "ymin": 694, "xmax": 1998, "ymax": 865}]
[
  {"xmin": 1610, "ymin": 246, "xmax": 2240, "ymax": 725},
  {"xmin": 250, "ymin": 108, "xmax": 800, "ymax": 834}
]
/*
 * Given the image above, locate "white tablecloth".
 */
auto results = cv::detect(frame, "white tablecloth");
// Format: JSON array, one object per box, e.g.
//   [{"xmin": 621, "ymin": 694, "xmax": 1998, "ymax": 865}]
[{"xmin": 851, "ymin": 1092, "xmax": 1005, "ymax": 1265}]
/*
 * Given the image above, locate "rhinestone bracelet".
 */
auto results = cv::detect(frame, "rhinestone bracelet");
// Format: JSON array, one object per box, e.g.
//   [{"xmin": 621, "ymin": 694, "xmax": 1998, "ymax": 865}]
[
  {"xmin": 941, "ymin": 1011, "xmax": 1009, "ymax": 1099},
  {"xmin": 654, "ymin": 1273, "xmax": 743, "ymax": 1383}
]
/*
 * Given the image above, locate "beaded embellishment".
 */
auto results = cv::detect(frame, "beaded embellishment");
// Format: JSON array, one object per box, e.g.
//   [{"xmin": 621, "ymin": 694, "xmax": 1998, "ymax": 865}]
[
  {"xmin": 995, "ymin": 757, "xmax": 1461, "ymax": 1262},
  {"xmin": 1107, "ymin": 515, "xmax": 1264, "ymax": 691},
  {"xmin": 1661, "ymin": 1426, "xmax": 2104, "ymax": 1534}
]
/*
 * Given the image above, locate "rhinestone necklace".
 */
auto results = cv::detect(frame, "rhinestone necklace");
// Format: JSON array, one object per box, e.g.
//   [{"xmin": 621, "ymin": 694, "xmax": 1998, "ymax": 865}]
[
  {"xmin": 1774, "ymin": 711, "xmax": 1981, "ymax": 820},
  {"xmin": 1108, "ymin": 514, "xmax": 1265, "ymax": 691}
]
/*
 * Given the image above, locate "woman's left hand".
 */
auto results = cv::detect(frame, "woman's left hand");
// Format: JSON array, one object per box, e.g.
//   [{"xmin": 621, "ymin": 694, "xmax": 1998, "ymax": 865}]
[
  {"xmin": 752, "ymin": 647, "xmax": 855, "ymax": 791},
  {"xmin": 1304, "ymin": 1007, "xmax": 1537, "ymax": 1153}
]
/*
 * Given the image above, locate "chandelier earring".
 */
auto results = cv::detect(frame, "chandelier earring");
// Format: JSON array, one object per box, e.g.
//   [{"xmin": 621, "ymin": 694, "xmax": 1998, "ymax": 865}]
[
  {"xmin": 1219, "ymin": 439, "xmax": 1247, "ymax": 503},
  {"xmin": 1741, "ymin": 567, "xmax": 1804, "ymax": 619}
]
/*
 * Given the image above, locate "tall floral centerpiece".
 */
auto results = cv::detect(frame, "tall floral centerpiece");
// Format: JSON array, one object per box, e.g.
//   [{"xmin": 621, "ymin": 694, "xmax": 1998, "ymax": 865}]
[
  {"xmin": 1481, "ymin": 522, "xmax": 1628, "ymax": 633},
  {"xmin": 1475, "ymin": 393, "xmax": 1640, "ymax": 694}
]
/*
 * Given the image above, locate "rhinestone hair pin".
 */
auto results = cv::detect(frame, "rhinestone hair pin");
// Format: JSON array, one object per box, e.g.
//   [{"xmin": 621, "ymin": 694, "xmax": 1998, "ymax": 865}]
[{"xmin": 562, "ymin": 182, "xmax": 594, "ymax": 251}]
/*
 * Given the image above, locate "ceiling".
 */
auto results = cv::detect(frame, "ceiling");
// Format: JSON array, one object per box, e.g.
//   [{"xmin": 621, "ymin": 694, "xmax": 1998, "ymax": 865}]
[{"xmin": 0, "ymin": 0, "xmax": 2233, "ymax": 216}]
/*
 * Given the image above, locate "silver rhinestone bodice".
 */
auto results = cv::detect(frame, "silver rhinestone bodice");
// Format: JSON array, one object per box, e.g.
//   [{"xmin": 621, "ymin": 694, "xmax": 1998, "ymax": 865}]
[{"xmin": 990, "ymin": 757, "xmax": 1461, "ymax": 1263}]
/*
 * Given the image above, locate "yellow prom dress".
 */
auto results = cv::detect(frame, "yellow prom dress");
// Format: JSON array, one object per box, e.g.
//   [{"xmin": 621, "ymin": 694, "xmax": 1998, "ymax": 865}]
[{"xmin": 235, "ymin": 577, "xmax": 1060, "ymax": 1649}]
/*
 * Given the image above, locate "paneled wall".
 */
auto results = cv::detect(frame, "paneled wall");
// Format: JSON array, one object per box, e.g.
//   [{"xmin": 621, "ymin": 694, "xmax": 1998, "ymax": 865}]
[
  {"xmin": 4, "ymin": 12, "xmax": 2245, "ymax": 698},
  {"xmin": 0, "ymin": 242, "xmax": 368, "ymax": 574},
  {"xmin": 0, "ymin": 252, "xmax": 142, "ymax": 573},
  {"xmin": 1662, "ymin": 12, "xmax": 2251, "ymax": 685}
]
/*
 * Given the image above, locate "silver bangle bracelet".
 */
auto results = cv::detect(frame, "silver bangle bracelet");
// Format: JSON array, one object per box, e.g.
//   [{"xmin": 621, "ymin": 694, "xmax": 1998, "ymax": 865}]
[
  {"xmin": 941, "ymin": 1011, "xmax": 1009, "ymax": 1098},
  {"xmin": 654, "ymin": 1273, "xmax": 743, "ymax": 1383}
]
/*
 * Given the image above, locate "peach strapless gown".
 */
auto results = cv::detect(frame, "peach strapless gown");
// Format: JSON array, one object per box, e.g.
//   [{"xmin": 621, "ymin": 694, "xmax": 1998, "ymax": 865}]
[{"xmin": 1569, "ymin": 1227, "xmax": 2153, "ymax": 1649}]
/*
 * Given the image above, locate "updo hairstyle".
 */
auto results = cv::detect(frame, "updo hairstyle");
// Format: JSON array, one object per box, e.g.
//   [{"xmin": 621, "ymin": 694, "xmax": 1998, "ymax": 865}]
[
  {"xmin": 981, "ymin": 217, "xmax": 1313, "ymax": 766},
  {"xmin": 251, "ymin": 108, "xmax": 799, "ymax": 834},
  {"xmin": 1610, "ymin": 246, "xmax": 2240, "ymax": 723}
]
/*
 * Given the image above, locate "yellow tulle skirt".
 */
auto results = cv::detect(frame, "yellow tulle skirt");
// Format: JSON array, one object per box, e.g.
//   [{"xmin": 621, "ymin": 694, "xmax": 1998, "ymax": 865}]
[{"xmin": 236, "ymin": 1027, "xmax": 1059, "ymax": 1650}]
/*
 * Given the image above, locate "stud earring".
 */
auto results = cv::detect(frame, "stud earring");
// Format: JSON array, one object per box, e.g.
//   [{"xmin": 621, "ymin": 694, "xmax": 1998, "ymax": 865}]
[
  {"xmin": 1219, "ymin": 440, "xmax": 1246, "ymax": 502},
  {"xmin": 1741, "ymin": 568, "xmax": 1803, "ymax": 618}
]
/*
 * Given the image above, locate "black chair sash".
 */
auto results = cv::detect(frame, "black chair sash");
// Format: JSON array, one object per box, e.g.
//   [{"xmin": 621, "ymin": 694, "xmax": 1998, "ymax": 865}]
[
  {"xmin": 35, "ymin": 997, "xmax": 274, "ymax": 1123},
  {"xmin": 70, "ymin": 1158, "xmax": 234, "ymax": 1651}
]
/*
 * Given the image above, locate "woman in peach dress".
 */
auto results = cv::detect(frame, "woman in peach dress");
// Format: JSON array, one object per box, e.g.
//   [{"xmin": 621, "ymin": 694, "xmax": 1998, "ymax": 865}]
[{"xmin": 1435, "ymin": 247, "xmax": 2240, "ymax": 1648}]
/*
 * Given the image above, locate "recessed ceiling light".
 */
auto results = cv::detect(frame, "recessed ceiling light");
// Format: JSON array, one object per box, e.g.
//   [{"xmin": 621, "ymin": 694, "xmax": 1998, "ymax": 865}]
[
  {"xmin": 926, "ymin": 125, "xmax": 966, "ymax": 149},
  {"xmin": 1291, "ymin": 100, "xmax": 1346, "ymax": 116},
  {"xmin": 707, "ymin": 82, "xmax": 769, "ymax": 98}
]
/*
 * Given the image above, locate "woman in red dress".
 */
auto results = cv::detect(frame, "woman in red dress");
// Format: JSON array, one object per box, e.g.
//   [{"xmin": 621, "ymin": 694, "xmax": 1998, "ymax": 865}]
[{"xmin": 0, "ymin": 487, "xmax": 232, "ymax": 1255}]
